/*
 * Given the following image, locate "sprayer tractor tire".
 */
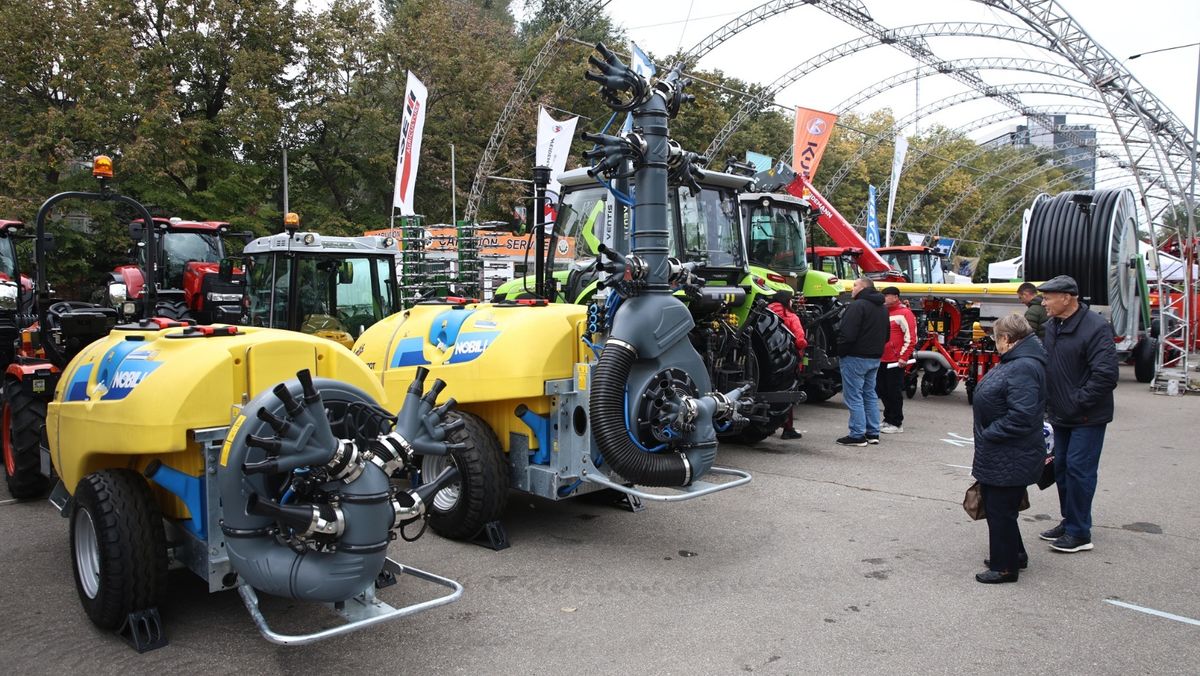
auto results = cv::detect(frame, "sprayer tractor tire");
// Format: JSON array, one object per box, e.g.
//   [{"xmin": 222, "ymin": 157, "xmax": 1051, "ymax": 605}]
[
  {"xmin": 421, "ymin": 411, "xmax": 509, "ymax": 541},
  {"xmin": 2, "ymin": 378, "xmax": 50, "ymax": 500},
  {"xmin": 152, "ymin": 299, "xmax": 193, "ymax": 323},
  {"xmin": 801, "ymin": 323, "xmax": 839, "ymax": 403},
  {"xmin": 1133, "ymin": 337, "xmax": 1156, "ymax": 383},
  {"xmin": 736, "ymin": 308, "xmax": 800, "ymax": 442},
  {"xmin": 70, "ymin": 469, "xmax": 167, "ymax": 631}
]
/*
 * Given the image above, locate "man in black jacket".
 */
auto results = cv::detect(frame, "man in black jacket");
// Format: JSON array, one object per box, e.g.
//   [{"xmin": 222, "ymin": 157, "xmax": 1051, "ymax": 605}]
[
  {"xmin": 1036, "ymin": 275, "xmax": 1119, "ymax": 553},
  {"xmin": 835, "ymin": 277, "xmax": 889, "ymax": 446}
]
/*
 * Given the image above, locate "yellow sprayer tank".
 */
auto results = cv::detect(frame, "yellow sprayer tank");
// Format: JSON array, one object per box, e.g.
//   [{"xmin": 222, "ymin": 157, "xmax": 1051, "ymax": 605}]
[{"xmin": 48, "ymin": 324, "xmax": 384, "ymax": 506}]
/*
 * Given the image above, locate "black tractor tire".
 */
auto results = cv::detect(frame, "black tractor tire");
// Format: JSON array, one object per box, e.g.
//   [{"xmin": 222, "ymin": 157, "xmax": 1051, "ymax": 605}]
[
  {"xmin": 736, "ymin": 307, "xmax": 800, "ymax": 443},
  {"xmin": 69, "ymin": 469, "xmax": 168, "ymax": 631},
  {"xmin": 420, "ymin": 411, "xmax": 509, "ymax": 541},
  {"xmin": 2, "ymin": 378, "xmax": 50, "ymax": 499},
  {"xmin": 1133, "ymin": 337, "xmax": 1156, "ymax": 384},
  {"xmin": 153, "ymin": 299, "xmax": 193, "ymax": 323},
  {"xmin": 801, "ymin": 322, "xmax": 839, "ymax": 403}
]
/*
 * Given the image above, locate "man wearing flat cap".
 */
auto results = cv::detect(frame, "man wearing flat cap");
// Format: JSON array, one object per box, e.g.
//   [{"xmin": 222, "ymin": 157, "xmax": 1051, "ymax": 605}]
[{"xmin": 1036, "ymin": 275, "xmax": 1119, "ymax": 554}]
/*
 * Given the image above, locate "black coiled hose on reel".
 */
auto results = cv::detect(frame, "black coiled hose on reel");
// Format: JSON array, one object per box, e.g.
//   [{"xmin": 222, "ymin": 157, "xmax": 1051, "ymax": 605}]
[{"xmin": 1024, "ymin": 188, "xmax": 1138, "ymax": 333}]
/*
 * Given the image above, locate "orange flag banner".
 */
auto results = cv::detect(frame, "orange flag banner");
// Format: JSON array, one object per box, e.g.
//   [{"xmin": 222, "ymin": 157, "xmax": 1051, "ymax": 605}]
[{"xmin": 791, "ymin": 107, "xmax": 839, "ymax": 180}]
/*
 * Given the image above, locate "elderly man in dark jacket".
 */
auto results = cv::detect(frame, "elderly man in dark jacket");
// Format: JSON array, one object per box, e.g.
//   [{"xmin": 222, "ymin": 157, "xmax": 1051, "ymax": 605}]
[
  {"xmin": 835, "ymin": 277, "xmax": 889, "ymax": 446},
  {"xmin": 972, "ymin": 313, "xmax": 1047, "ymax": 583},
  {"xmin": 1036, "ymin": 275, "xmax": 1119, "ymax": 554}
]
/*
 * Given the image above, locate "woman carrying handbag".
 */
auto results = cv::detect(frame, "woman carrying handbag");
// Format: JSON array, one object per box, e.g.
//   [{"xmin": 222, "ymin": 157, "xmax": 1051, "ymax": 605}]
[{"xmin": 970, "ymin": 313, "xmax": 1048, "ymax": 584}]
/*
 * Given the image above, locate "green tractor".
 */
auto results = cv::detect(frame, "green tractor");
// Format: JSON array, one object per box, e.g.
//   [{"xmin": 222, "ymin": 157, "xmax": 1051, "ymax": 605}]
[
  {"xmin": 493, "ymin": 166, "xmax": 805, "ymax": 442},
  {"xmin": 738, "ymin": 188, "xmax": 845, "ymax": 403}
]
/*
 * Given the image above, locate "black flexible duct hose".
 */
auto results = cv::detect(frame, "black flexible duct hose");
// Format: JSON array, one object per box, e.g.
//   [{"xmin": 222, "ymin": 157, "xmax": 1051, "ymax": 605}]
[{"xmin": 589, "ymin": 340, "xmax": 690, "ymax": 487}]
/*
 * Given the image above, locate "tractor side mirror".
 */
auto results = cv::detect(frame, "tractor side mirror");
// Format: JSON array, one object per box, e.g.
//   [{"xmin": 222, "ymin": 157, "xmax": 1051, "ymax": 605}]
[
  {"xmin": 41, "ymin": 232, "xmax": 56, "ymax": 254},
  {"xmin": 219, "ymin": 257, "xmax": 235, "ymax": 282},
  {"xmin": 338, "ymin": 261, "xmax": 354, "ymax": 284},
  {"xmin": 128, "ymin": 222, "xmax": 145, "ymax": 241}
]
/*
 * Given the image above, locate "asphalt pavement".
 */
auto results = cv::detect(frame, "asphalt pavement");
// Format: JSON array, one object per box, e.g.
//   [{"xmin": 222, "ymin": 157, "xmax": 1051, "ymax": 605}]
[{"xmin": 1, "ymin": 364, "xmax": 1197, "ymax": 674}]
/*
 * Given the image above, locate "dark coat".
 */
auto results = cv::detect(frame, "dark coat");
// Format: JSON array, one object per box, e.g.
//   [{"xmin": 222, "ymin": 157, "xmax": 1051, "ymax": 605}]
[
  {"xmin": 1024, "ymin": 296, "xmax": 1048, "ymax": 338},
  {"xmin": 836, "ymin": 289, "xmax": 889, "ymax": 359},
  {"xmin": 1044, "ymin": 303, "xmax": 1119, "ymax": 427},
  {"xmin": 972, "ymin": 335, "xmax": 1048, "ymax": 487}
]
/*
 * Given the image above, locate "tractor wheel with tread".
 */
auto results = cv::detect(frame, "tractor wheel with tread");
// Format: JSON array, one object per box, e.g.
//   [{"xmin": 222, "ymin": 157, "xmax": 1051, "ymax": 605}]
[
  {"xmin": 736, "ymin": 307, "xmax": 800, "ymax": 443},
  {"xmin": 3, "ymin": 378, "xmax": 50, "ymax": 499},
  {"xmin": 420, "ymin": 411, "xmax": 509, "ymax": 541},
  {"xmin": 1133, "ymin": 337, "xmax": 1156, "ymax": 383},
  {"xmin": 70, "ymin": 469, "xmax": 168, "ymax": 631},
  {"xmin": 801, "ymin": 322, "xmax": 839, "ymax": 403},
  {"xmin": 152, "ymin": 299, "xmax": 193, "ymax": 323}
]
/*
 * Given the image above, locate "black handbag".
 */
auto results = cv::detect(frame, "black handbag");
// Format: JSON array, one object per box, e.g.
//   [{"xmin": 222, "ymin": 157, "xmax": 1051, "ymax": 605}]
[
  {"xmin": 1037, "ymin": 457, "xmax": 1056, "ymax": 490},
  {"xmin": 964, "ymin": 482, "xmax": 1031, "ymax": 520}
]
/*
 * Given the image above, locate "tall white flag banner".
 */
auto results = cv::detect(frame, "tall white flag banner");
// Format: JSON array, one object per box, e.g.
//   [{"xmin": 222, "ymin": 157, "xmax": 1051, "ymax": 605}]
[
  {"xmin": 536, "ymin": 107, "xmax": 579, "ymax": 200},
  {"xmin": 393, "ymin": 71, "xmax": 428, "ymax": 216},
  {"xmin": 622, "ymin": 42, "xmax": 656, "ymax": 134},
  {"xmin": 884, "ymin": 135, "xmax": 908, "ymax": 246}
]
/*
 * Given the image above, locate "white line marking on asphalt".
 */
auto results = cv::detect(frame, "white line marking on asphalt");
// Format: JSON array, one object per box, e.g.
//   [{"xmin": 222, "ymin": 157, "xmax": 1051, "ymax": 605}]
[
  {"xmin": 941, "ymin": 432, "xmax": 974, "ymax": 448},
  {"xmin": 941, "ymin": 463, "xmax": 972, "ymax": 470},
  {"xmin": 1104, "ymin": 599, "xmax": 1200, "ymax": 626},
  {"xmin": 0, "ymin": 499, "xmax": 18, "ymax": 506}
]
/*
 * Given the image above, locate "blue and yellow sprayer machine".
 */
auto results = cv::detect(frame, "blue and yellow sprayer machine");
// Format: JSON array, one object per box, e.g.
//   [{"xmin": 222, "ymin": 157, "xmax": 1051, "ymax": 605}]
[{"xmin": 32, "ymin": 43, "xmax": 754, "ymax": 649}]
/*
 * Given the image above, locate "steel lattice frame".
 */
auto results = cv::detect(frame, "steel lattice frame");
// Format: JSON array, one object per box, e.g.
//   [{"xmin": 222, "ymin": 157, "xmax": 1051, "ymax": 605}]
[
  {"xmin": 463, "ymin": 0, "xmax": 611, "ymax": 222},
  {"xmin": 894, "ymin": 105, "xmax": 1115, "ymax": 227},
  {"xmin": 705, "ymin": 22, "xmax": 1052, "ymax": 160}
]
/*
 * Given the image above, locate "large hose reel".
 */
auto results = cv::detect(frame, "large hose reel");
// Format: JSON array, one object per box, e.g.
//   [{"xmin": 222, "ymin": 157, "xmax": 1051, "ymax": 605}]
[{"xmin": 1024, "ymin": 188, "xmax": 1139, "ymax": 339}]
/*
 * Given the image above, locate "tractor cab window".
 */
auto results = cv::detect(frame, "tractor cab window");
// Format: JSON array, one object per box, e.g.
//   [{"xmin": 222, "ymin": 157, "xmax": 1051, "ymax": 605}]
[
  {"xmin": 331, "ymin": 256, "xmax": 397, "ymax": 337},
  {"xmin": 558, "ymin": 186, "xmax": 609, "ymax": 261},
  {"xmin": 676, "ymin": 187, "xmax": 741, "ymax": 269},
  {"xmin": 881, "ymin": 252, "xmax": 915, "ymax": 283},
  {"xmin": 746, "ymin": 201, "xmax": 807, "ymax": 271},
  {"xmin": 157, "ymin": 232, "xmax": 223, "ymax": 290},
  {"xmin": 245, "ymin": 255, "xmax": 290, "ymax": 328},
  {"xmin": 0, "ymin": 235, "xmax": 16, "ymax": 279}
]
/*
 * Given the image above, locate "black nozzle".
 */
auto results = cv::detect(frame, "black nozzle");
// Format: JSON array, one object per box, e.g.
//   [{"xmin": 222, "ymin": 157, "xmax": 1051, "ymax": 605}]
[
  {"xmin": 256, "ymin": 408, "xmax": 290, "ymax": 435},
  {"xmin": 246, "ymin": 493, "xmax": 313, "ymax": 531},
  {"xmin": 422, "ymin": 379, "xmax": 447, "ymax": 405},
  {"xmin": 242, "ymin": 457, "xmax": 280, "ymax": 475},
  {"xmin": 296, "ymin": 369, "xmax": 320, "ymax": 405},
  {"xmin": 408, "ymin": 366, "xmax": 430, "ymax": 395},
  {"xmin": 273, "ymin": 383, "xmax": 303, "ymax": 417},
  {"xmin": 433, "ymin": 398, "xmax": 457, "ymax": 418},
  {"xmin": 413, "ymin": 466, "xmax": 461, "ymax": 506},
  {"xmin": 245, "ymin": 434, "xmax": 282, "ymax": 454}
]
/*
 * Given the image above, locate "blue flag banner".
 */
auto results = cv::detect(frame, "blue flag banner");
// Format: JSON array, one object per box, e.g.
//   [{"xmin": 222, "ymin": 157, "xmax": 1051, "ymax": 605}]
[
  {"xmin": 622, "ymin": 42, "xmax": 656, "ymax": 134},
  {"xmin": 865, "ymin": 184, "xmax": 881, "ymax": 248}
]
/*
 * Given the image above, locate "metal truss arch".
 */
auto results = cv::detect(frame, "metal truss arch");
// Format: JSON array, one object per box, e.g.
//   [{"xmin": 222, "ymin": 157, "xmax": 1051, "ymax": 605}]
[
  {"xmin": 464, "ymin": 0, "xmax": 611, "ymax": 222},
  {"xmin": 704, "ymin": 22, "xmax": 1051, "ymax": 159}
]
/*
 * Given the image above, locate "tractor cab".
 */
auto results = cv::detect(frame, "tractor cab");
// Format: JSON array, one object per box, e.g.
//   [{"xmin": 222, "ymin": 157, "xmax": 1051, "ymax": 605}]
[
  {"xmin": 876, "ymin": 245, "xmax": 948, "ymax": 284},
  {"xmin": 241, "ymin": 231, "xmax": 401, "ymax": 348},
  {"xmin": 105, "ymin": 217, "xmax": 245, "ymax": 323}
]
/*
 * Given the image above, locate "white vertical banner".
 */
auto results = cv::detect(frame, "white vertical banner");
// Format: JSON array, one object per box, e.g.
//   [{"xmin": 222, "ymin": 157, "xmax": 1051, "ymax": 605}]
[
  {"xmin": 622, "ymin": 41, "xmax": 656, "ymax": 134},
  {"xmin": 393, "ymin": 71, "xmax": 428, "ymax": 216},
  {"xmin": 535, "ymin": 107, "xmax": 579, "ymax": 200},
  {"xmin": 884, "ymin": 135, "xmax": 908, "ymax": 246}
]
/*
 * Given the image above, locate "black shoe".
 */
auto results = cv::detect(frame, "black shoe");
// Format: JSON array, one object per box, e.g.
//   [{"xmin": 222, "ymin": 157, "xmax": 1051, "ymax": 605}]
[
  {"xmin": 975, "ymin": 570, "xmax": 1019, "ymax": 584},
  {"xmin": 1039, "ymin": 522, "xmax": 1066, "ymax": 542},
  {"xmin": 781, "ymin": 428, "xmax": 802, "ymax": 440},
  {"xmin": 865, "ymin": 434, "xmax": 879, "ymax": 445},
  {"xmin": 984, "ymin": 553, "xmax": 1029, "ymax": 569},
  {"xmin": 836, "ymin": 435, "xmax": 868, "ymax": 447},
  {"xmin": 1049, "ymin": 534, "xmax": 1093, "ymax": 552}
]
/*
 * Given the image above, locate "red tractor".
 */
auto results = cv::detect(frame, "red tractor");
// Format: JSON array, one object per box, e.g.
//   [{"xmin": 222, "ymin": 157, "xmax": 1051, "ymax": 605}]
[{"xmin": 101, "ymin": 217, "xmax": 246, "ymax": 323}]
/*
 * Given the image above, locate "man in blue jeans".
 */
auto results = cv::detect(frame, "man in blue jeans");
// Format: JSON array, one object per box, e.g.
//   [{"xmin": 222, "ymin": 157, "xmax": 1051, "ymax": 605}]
[
  {"xmin": 835, "ymin": 277, "xmax": 889, "ymax": 446},
  {"xmin": 1036, "ymin": 275, "xmax": 1119, "ymax": 553}
]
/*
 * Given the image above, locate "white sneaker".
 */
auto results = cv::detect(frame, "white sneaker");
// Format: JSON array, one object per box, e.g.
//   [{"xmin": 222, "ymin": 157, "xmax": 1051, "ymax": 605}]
[{"xmin": 880, "ymin": 423, "xmax": 903, "ymax": 434}]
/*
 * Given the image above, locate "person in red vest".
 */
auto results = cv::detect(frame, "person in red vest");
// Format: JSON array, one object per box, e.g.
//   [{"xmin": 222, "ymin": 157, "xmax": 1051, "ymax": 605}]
[
  {"xmin": 768, "ymin": 289, "xmax": 808, "ymax": 440},
  {"xmin": 878, "ymin": 286, "xmax": 917, "ymax": 434}
]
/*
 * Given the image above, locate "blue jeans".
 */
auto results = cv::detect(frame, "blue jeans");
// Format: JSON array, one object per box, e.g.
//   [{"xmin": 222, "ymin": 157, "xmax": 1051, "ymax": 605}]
[
  {"xmin": 839, "ymin": 355, "xmax": 880, "ymax": 438},
  {"xmin": 1053, "ymin": 424, "xmax": 1107, "ymax": 539}
]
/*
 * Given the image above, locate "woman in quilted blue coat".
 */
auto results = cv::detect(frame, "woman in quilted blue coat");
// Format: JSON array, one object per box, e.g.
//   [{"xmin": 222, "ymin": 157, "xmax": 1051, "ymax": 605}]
[{"xmin": 971, "ymin": 313, "xmax": 1047, "ymax": 584}]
